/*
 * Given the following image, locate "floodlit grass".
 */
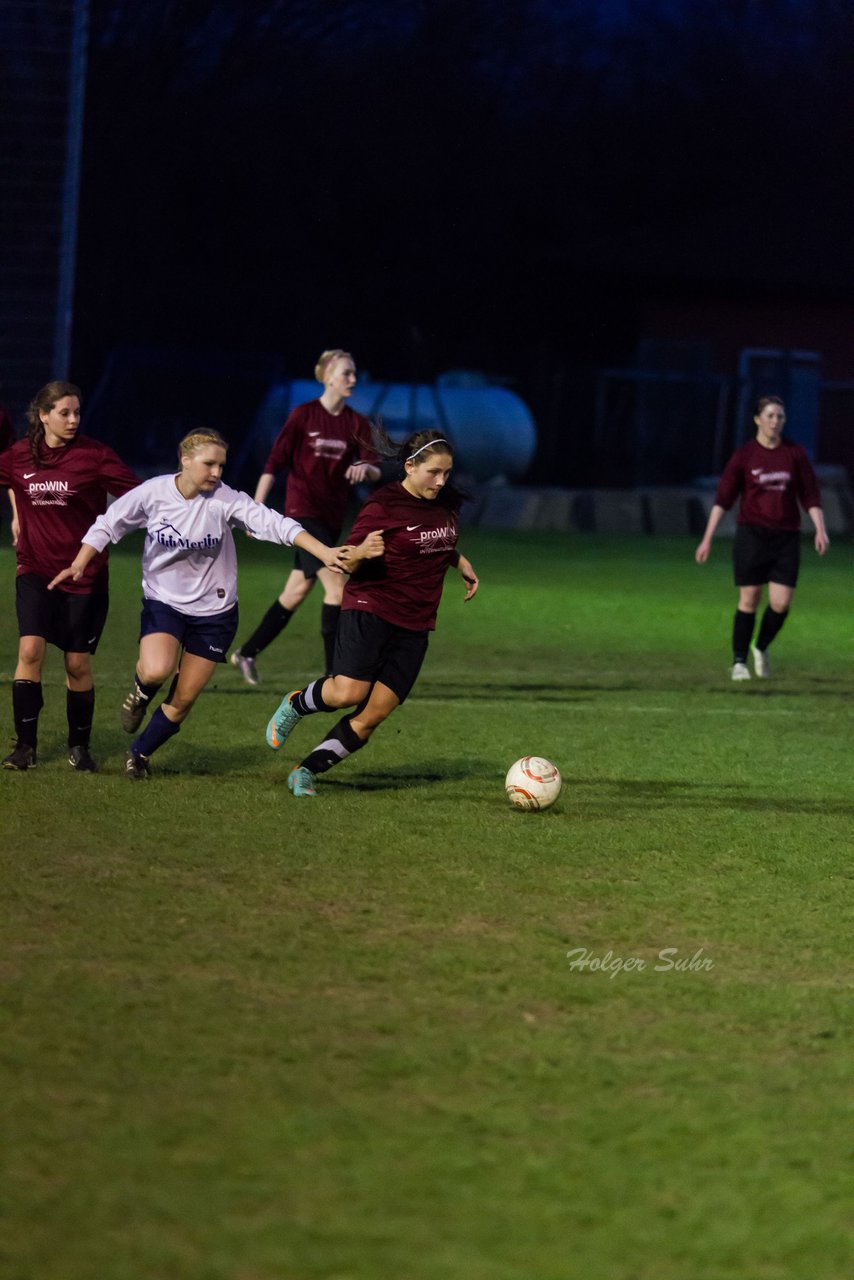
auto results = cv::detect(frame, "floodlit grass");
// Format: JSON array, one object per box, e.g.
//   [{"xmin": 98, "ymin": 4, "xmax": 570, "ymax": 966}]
[{"xmin": 1, "ymin": 526, "xmax": 852, "ymax": 1280}]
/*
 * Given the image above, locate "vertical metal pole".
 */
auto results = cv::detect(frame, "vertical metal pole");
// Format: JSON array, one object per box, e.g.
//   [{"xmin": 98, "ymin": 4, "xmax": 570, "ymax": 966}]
[{"xmin": 53, "ymin": 0, "xmax": 90, "ymax": 378}]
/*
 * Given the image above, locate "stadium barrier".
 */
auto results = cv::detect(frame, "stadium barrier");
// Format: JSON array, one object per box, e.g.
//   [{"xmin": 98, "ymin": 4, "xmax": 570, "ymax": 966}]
[{"xmin": 464, "ymin": 475, "xmax": 852, "ymax": 536}]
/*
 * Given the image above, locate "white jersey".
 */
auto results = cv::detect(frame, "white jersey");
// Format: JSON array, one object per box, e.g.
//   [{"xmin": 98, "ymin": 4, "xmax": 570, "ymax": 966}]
[{"xmin": 82, "ymin": 474, "xmax": 306, "ymax": 615}]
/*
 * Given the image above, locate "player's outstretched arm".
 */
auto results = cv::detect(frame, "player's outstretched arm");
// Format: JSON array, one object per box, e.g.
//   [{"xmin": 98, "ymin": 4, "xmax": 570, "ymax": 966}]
[
  {"xmin": 695, "ymin": 504, "xmax": 726, "ymax": 563},
  {"xmin": 47, "ymin": 542, "xmax": 99, "ymax": 589},
  {"xmin": 292, "ymin": 528, "xmax": 350, "ymax": 573},
  {"xmin": 808, "ymin": 506, "xmax": 829, "ymax": 555},
  {"xmin": 240, "ymin": 473, "xmax": 277, "ymax": 538}
]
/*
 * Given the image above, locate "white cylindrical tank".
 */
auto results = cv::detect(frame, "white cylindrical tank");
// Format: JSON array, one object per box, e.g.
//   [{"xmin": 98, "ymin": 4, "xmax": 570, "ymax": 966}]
[{"xmin": 243, "ymin": 374, "xmax": 537, "ymax": 481}]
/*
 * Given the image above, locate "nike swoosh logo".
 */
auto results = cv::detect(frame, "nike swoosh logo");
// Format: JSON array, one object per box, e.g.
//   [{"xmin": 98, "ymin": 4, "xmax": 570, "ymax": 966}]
[
  {"xmin": 23, "ymin": 472, "xmax": 37, "ymax": 479},
  {"xmin": 406, "ymin": 524, "xmax": 422, "ymax": 531},
  {"xmin": 751, "ymin": 469, "xmax": 762, "ymax": 475},
  {"xmin": 308, "ymin": 431, "xmax": 320, "ymax": 437}
]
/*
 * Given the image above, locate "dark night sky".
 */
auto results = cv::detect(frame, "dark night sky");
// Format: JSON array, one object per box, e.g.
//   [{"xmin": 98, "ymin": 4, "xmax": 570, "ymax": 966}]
[{"xmin": 72, "ymin": 0, "xmax": 854, "ymax": 472}]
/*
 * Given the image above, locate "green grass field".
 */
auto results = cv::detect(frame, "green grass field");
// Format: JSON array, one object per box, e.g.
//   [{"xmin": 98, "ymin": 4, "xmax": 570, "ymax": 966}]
[{"xmin": 1, "ymin": 526, "xmax": 852, "ymax": 1280}]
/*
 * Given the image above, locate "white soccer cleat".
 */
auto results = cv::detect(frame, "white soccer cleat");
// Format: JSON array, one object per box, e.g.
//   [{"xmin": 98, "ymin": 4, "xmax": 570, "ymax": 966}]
[
  {"xmin": 231, "ymin": 649, "xmax": 260, "ymax": 686},
  {"xmin": 730, "ymin": 662, "xmax": 751, "ymax": 681},
  {"xmin": 751, "ymin": 644, "xmax": 771, "ymax": 678}
]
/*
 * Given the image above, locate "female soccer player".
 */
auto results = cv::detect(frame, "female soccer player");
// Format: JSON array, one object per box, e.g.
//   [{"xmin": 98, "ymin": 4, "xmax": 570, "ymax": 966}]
[
  {"xmin": 0, "ymin": 381, "xmax": 138, "ymax": 771},
  {"xmin": 230, "ymin": 349, "xmax": 380, "ymax": 684},
  {"xmin": 695, "ymin": 395, "xmax": 829, "ymax": 680},
  {"xmin": 263, "ymin": 429, "xmax": 479, "ymax": 797},
  {"xmin": 48, "ymin": 430, "xmax": 347, "ymax": 780}
]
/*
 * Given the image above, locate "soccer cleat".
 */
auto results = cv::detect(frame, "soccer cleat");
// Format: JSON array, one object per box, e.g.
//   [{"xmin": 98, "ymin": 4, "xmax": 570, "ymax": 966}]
[
  {"xmin": 231, "ymin": 649, "xmax": 260, "ymax": 686},
  {"xmin": 751, "ymin": 644, "xmax": 771, "ymax": 678},
  {"xmin": 730, "ymin": 662, "xmax": 751, "ymax": 682},
  {"xmin": 120, "ymin": 686, "xmax": 149, "ymax": 734},
  {"xmin": 288, "ymin": 765, "xmax": 317, "ymax": 797},
  {"xmin": 266, "ymin": 690, "xmax": 301, "ymax": 750},
  {"xmin": 68, "ymin": 745, "xmax": 98, "ymax": 772},
  {"xmin": 125, "ymin": 749, "xmax": 151, "ymax": 781},
  {"xmin": 3, "ymin": 744, "xmax": 37, "ymax": 771}
]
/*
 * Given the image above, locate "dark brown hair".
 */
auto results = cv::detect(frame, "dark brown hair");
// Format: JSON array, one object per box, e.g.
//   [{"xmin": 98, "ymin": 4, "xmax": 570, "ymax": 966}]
[
  {"xmin": 26, "ymin": 380, "xmax": 82, "ymax": 466},
  {"xmin": 400, "ymin": 429, "xmax": 467, "ymax": 512}
]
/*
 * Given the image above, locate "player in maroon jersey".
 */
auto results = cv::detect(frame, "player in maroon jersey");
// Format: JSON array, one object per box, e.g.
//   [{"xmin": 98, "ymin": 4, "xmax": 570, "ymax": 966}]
[
  {"xmin": 262, "ymin": 430, "xmax": 479, "ymax": 796},
  {"xmin": 230, "ymin": 349, "xmax": 381, "ymax": 685},
  {"xmin": 695, "ymin": 395, "xmax": 829, "ymax": 680},
  {"xmin": 0, "ymin": 381, "xmax": 138, "ymax": 770}
]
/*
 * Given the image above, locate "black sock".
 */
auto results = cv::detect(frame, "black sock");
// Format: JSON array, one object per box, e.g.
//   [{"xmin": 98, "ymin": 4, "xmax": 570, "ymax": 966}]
[
  {"xmin": 320, "ymin": 604, "xmax": 341, "ymax": 674},
  {"xmin": 290, "ymin": 678, "xmax": 333, "ymax": 717},
  {"xmin": 13, "ymin": 680, "xmax": 43, "ymax": 749},
  {"xmin": 241, "ymin": 601, "xmax": 293, "ymax": 659},
  {"xmin": 135, "ymin": 673, "xmax": 163, "ymax": 704},
  {"xmin": 67, "ymin": 687, "xmax": 95, "ymax": 748},
  {"xmin": 732, "ymin": 610, "xmax": 756, "ymax": 663},
  {"xmin": 755, "ymin": 606, "xmax": 789, "ymax": 651},
  {"xmin": 133, "ymin": 706, "xmax": 181, "ymax": 758},
  {"xmin": 301, "ymin": 715, "xmax": 366, "ymax": 775}
]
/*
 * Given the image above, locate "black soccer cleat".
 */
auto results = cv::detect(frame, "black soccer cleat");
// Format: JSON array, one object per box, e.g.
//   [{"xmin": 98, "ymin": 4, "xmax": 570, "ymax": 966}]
[
  {"xmin": 120, "ymin": 687, "xmax": 149, "ymax": 734},
  {"xmin": 125, "ymin": 749, "xmax": 152, "ymax": 781},
  {"xmin": 68, "ymin": 745, "xmax": 98, "ymax": 772},
  {"xmin": 3, "ymin": 744, "xmax": 37, "ymax": 771}
]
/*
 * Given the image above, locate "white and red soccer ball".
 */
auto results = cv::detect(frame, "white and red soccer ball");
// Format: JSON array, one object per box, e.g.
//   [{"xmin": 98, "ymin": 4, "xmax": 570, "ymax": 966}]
[{"xmin": 504, "ymin": 756, "xmax": 562, "ymax": 811}]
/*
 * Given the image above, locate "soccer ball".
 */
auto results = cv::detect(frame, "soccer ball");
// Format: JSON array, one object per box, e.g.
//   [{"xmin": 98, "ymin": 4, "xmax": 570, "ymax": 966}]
[{"xmin": 505, "ymin": 756, "xmax": 562, "ymax": 812}]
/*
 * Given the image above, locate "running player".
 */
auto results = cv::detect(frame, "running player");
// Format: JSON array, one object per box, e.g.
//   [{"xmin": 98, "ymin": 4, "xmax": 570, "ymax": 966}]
[
  {"xmin": 695, "ymin": 395, "xmax": 829, "ymax": 680},
  {"xmin": 263, "ymin": 430, "xmax": 479, "ymax": 797},
  {"xmin": 0, "ymin": 381, "xmax": 138, "ymax": 771},
  {"xmin": 230, "ymin": 349, "xmax": 380, "ymax": 684},
  {"xmin": 48, "ymin": 430, "xmax": 348, "ymax": 779}
]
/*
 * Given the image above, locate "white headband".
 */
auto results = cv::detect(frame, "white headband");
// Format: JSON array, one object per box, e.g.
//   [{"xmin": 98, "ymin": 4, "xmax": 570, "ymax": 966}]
[{"xmin": 406, "ymin": 438, "xmax": 449, "ymax": 462}]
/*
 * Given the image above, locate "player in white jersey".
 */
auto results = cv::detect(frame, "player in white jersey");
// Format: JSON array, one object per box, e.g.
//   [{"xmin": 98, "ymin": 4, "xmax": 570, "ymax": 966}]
[{"xmin": 48, "ymin": 430, "xmax": 347, "ymax": 778}]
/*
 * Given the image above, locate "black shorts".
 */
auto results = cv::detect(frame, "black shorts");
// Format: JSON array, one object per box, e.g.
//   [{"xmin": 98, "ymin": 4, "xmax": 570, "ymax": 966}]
[
  {"xmin": 293, "ymin": 518, "xmax": 338, "ymax": 579},
  {"xmin": 733, "ymin": 523, "xmax": 801, "ymax": 588},
  {"xmin": 139, "ymin": 598, "xmax": 239, "ymax": 663},
  {"xmin": 16, "ymin": 573, "xmax": 109, "ymax": 653},
  {"xmin": 333, "ymin": 609, "xmax": 430, "ymax": 704}
]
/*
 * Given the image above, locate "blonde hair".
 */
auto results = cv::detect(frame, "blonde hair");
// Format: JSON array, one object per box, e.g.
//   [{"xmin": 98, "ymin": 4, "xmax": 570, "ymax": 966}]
[
  {"xmin": 315, "ymin": 349, "xmax": 354, "ymax": 383},
  {"xmin": 177, "ymin": 429, "xmax": 228, "ymax": 462}
]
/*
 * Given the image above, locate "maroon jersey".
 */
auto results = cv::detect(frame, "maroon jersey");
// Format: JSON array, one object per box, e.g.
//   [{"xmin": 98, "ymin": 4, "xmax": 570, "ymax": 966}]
[
  {"xmin": 264, "ymin": 399, "xmax": 376, "ymax": 531},
  {"xmin": 715, "ymin": 438, "xmax": 822, "ymax": 531},
  {"xmin": 343, "ymin": 482, "xmax": 459, "ymax": 631},
  {"xmin": 0, "ymin": 435, "xmax": 139, "ymax": 593}
]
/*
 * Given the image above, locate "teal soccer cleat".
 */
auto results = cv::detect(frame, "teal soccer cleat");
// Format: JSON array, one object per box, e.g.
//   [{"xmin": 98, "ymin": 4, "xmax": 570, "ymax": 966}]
[
  {"xmin": 288, "ymin": 765, "xmax": 317, "ymax": 797},
  {"xmin": 266, "ymin": 691, "xmax": 301, "ymax": 750}
]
